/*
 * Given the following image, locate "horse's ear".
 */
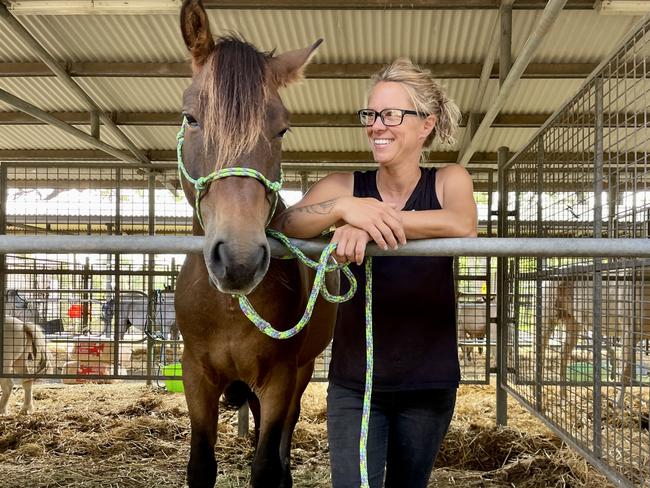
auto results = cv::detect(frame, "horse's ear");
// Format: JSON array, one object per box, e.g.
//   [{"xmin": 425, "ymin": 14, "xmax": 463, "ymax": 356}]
[
  {"xmin": 269, "ymin": 39, "xmax": 323, "ymax": 87},
  {"xmin": 180, "ymin": 0, "xmax": 214, "ymax": 68}
]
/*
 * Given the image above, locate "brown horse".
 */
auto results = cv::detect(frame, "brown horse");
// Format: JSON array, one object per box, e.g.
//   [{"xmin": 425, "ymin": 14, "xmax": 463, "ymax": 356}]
[{"xmin": 175, "ymin": 2, "xmax": 338, "ymax": 487}]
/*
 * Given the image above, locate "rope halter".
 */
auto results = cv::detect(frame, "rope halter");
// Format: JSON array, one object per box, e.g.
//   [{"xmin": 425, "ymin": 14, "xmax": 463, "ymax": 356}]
[{"xmin": 176, "ymin": 117, "xmax": 283, "ymax": 229}]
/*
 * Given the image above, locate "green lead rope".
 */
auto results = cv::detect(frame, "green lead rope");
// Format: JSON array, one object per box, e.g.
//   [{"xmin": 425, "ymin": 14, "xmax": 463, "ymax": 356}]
[
  {"xmin": 360, "ymin": 258, "xmax": 373, "ymax": 488},
  {"xmin": 177, "ymin": 118, "xmax": 374, "ymax": 487},
  {"xmin": 238, "ymin": 229, "xmax": 358, "ymax": 339}
]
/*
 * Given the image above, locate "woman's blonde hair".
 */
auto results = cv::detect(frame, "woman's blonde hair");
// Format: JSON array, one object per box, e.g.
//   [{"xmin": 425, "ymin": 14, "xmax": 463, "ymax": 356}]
[{"xmin": 371, "ymin": 58, "xmax": 461, "ymax": 147}]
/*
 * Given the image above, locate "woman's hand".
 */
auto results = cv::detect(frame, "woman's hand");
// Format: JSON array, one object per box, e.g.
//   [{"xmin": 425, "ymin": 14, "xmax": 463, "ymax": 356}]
[
  {"xmin": 335, "ymin": 197, "xmax": 406, "ymax": 250},
  {"xmin": 330, "ymin": 224, "xmax": 373, "ymax": 265}
]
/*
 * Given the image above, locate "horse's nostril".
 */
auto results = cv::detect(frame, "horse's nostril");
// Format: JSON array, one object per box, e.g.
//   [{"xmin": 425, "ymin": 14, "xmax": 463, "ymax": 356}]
[
  {"xmin": 211, "ymin": 241, "xmax": 227, "ymax": 277},
  {"xmin": 257, "ymin": 244, "xmax": 269, "ymax": 269}
]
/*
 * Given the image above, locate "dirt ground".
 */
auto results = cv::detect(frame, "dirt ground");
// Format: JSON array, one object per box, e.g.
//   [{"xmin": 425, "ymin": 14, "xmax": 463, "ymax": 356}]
[{"xmin": 0, "ymin": 381, "xmax": 615, "ymax": 487}]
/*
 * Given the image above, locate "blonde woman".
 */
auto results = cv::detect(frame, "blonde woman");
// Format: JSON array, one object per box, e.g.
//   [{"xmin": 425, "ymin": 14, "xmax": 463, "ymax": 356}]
[{"xmin": 273, "ymin": 58, "xmax": 477, "ymax": 487}]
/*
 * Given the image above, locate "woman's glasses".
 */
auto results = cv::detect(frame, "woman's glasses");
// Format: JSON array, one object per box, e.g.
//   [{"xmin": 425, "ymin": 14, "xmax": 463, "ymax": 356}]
[{"xmin": 357, "ymin": 108, "xmax": 426, "ymax": 127}]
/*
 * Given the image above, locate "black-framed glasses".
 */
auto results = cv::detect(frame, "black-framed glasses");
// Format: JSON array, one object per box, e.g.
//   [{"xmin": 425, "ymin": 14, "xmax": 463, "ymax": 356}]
[{"xmin": 357, "ymin": 108, "xmax": 425, "ymax": 127}]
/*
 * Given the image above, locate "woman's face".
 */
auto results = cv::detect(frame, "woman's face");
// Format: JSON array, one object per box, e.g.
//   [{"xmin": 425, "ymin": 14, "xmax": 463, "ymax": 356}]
[{"xmin": 365, "ymin": 81, "xmax": 433, "ymax": 167}]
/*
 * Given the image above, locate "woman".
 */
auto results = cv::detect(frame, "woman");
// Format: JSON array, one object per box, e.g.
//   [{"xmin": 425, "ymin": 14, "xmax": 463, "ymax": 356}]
[{"xmin": 273, "ymin": 58, "xmax": 477, "ymax": 487}]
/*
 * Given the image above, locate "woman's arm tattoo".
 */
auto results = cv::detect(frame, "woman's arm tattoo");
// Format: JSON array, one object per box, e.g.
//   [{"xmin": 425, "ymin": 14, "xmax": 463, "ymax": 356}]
[{"xmin": 275, "ymin": 198, "xmax": 337, "ymax": 230}]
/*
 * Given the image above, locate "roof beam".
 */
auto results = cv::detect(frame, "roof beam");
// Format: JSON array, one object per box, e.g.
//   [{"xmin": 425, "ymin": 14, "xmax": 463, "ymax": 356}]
[
  {"xmin": 0, "ymin": 3, "xmax": 150, "ymax": 165},
  {"xmin": 458, "ymin": 0, "xmax": 569, "ymax": 166},
  {"xmin": 0, "ymin": 111, "xmax": 555, "ymax": 127},
  {"xmin": 4, "ymin": 0, "xmax": 597, "ymax": 13},
  {"xmin": 0, "ymin": 89, "xmax": 144, "ymax": 165},
  {"xmin": 0, "ymin": 149, "xmax": 498, "ymax": 164},
  {"xmin": 4, "ymin": 110, "xmax": 641, "ymax": 128},
  {"xmin": 456, "ymin": 5, "xmax": 502, "ymax": 163},
  {"xmin": 0, "ymin": 62, "xmax": 600, "ymax": 79}
]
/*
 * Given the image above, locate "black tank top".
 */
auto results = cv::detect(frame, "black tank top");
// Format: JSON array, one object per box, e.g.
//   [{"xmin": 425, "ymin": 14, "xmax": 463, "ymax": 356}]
[{"xmin": 329, "ymin": 168, "xmax": 460, "ymax": 391}]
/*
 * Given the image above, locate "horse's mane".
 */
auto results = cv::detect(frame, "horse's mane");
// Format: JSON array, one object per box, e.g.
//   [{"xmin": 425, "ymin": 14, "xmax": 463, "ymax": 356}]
[{"xmin": 199, "ymin": 35, "xmax": 272, "ymax": 168}]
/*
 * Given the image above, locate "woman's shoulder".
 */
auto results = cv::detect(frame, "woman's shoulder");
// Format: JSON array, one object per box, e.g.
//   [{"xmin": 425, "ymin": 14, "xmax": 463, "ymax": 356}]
[
  {"xmin": 433, "ymin": 164, "xmax": 473, "ymax": 186},
  {"xmin": 306, "ymin": 172, "xmax": 354, "ymax": 197},
  {"xmin": 435, "ymin": 163, "xmax": 471, "ymax": 178},
  {"xmin": 319, "ymin": 171, "xmax": 354, "ymax": 187}
]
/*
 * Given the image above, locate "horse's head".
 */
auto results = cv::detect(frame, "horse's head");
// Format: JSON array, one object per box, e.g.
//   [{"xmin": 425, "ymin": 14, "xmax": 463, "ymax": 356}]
[{"xmin": 179, "ymin": 0, "xmax": 321, "ymax": 295}]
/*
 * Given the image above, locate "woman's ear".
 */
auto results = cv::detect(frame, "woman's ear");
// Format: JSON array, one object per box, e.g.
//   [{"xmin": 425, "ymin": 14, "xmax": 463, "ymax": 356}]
[{"xmin": 419, "ymin": 114, "xmax": 436, "ymax": 141}]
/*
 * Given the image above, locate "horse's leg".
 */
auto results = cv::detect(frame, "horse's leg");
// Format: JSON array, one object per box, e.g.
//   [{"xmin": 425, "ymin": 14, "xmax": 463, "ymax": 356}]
[
  {"xmin": 184, "ymin": 355, "xmax": 224, "ymax": 488},
  {"xmin": 248, "ymin": 391, "xmax": 261, "ymax": 445},
  {"xmin": 278, "ymin": 362, "xmax": 314, "ymax": 488},
  {"xmin": 0, "ymin": 378, "xmax": 12, "ymax": 415},
  {"xmin": 251, "ymin": 367, "xmax": 296, "ymax": 488}
]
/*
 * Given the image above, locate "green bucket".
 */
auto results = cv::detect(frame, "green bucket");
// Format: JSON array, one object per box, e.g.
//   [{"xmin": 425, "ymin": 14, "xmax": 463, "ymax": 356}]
[
  {"xmin": 567, "ymin": 361, "xmax": 610, "ymax": 383},
  {"xmin": 162, "ymin": 362, "xmax": 184, "ymax": 393}
]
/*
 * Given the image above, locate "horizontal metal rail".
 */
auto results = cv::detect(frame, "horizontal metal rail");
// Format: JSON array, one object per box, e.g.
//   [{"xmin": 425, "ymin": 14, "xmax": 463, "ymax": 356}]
[{"xmin": 0, "ymin": 235, "xmax": 648, "ymax": 257}]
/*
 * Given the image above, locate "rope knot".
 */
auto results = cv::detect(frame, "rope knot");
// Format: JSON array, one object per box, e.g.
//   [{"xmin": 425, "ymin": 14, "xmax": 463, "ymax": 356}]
[{"xmin": 194, "ymin": 177, "xmax": 211, "ymax": 191}]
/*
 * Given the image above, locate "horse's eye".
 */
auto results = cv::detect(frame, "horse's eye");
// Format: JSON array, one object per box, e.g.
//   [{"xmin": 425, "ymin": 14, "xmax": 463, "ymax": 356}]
[
  {"xmin": 277, "ymin": 128, "xmax": 290, "ymax": 138},
  {"xmin": 183, "ymin": 113, "xmax": 199, "ymax": 128}
]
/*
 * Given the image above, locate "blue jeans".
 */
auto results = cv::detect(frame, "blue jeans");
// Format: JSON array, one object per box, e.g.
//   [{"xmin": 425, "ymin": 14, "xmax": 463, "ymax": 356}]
[{"xmin": 327, "ymin": 383, "xmax": 456, "ymax": 488}]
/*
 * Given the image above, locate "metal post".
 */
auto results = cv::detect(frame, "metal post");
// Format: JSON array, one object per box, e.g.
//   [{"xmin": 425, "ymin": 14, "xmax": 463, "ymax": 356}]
[
  {"xmin": 146, "ymin": 171, "xmax": 156, "ymax": 386},
  {"xmin": 90, "ymin": 111, "xmax": 100, "ymax": 140},
  {"xmin": 300, "ymin": 172, "xmax": 309, "ymax": 194},
  {"xmin": 500, "ymin": 1, "xmax": 513, "ymax": 87},
  {"xmin": 535, "ymin": 137, "xmax": 544, "ymax": 412},
  {"xmin": 592, "ymin": 76, "xmax": 604, "ymax": 459},
  {"xmin": 486, "ymin": 169, "xmax": 495, "ymax": 376},
  {"xmin": 496, "ymin": 146, "xmax": 509, "ymax": 426},
  {"xmin": 113, "ymin": 168, "xmax": 122, "ymax": 377},
  {"xmin": 0, "ymin": 164, "xmax": 6, "ymax": 374},
  {"xmin": 82, "ymin": 258, "xmax": 90, "ymax": 331},
  {"xmin": 171, "ymin": 257, "xmax": 177, "ymax": 290}
]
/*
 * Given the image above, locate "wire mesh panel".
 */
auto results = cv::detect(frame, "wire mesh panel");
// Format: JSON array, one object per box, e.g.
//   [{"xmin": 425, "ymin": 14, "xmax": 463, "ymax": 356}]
[
  {"xmin": 456, "ymin": 256, "xmax": 496, "ymax": 383},
  {"xmin": 0, "ymin": 163, "xmax": 187, "ymax": 384},
  {"xmin": 0, "ymin": 163, "xmax": 342, "ymax": 384},
  {"xmin": 502, "ymin": 16, "xmax": 650, "ymax": 488}
]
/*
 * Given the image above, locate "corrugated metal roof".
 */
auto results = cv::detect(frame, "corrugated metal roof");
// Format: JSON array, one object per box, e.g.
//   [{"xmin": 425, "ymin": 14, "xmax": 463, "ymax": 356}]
[
  {"xmin": 0, "ymin": 76, "xmax": 583, "ymax": 116},
  {"xmin": 0, "ymin": 15, "xmax": 35, "ymax": 62},
  {"xmin": 1, "ymin": 10, "xmax": 641, "ymax": 64},
  {"xmin": 76, "ymin": 77, "xmax": 189, "ymax": 112},
  {"xmin": 479, "ymin": 128, "xmax": 539, "ymax": 153},
  {"xmin": 5, "ymin": 10, "xmax": 500, "ymax": 64},
  {"xmin": 0, "ymin": 77, "xmax": 81, "ymax": 111},
  {"xmin": 512, "ymin": 11, "xmax": 641, "ymax": 63},
  {"xmin": 0, "ymin": 7, "xmax": 646, "ymax": 172},
  {"xmin": 0, "ymin": 125, "xmax": 94, "ymax": 149}
]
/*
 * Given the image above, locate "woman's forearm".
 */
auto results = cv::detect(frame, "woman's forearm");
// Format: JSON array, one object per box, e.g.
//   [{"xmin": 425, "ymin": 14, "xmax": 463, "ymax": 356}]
[
  {"xmin": 272, "ymin": 198, "xmax": 343, "ymax": 238},
  {"xmin": 401, "ymin": 209, "xmax": 478, "ymax": 239}
]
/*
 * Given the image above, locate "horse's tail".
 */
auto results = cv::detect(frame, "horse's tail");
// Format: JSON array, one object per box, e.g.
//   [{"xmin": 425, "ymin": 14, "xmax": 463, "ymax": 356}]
[
  {"xmin": 222, "ymin": 380, "xmax": 251, "ymax": 409},
  {"xmin": 22, "ymin": 320, "xmax": 48, "ymax": 375}
]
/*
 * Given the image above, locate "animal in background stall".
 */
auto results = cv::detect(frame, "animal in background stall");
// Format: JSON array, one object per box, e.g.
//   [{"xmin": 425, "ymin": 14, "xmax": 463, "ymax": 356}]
[
  {"xmin": 541, "ymin": 275, "xmax": 650, "ymax": 407},
  {"xmin": 457, "ymin": 298, "xmax": 497, "ymax": 364},
  {"xmin": 1, "ymin": 316, "xmax": 49, "ymax": 415}
]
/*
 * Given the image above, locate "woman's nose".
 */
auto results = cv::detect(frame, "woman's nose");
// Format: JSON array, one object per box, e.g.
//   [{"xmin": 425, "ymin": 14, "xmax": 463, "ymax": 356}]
[{"xmin": 370, "ymin": 115, "xmax": 386, "ymax": 129}]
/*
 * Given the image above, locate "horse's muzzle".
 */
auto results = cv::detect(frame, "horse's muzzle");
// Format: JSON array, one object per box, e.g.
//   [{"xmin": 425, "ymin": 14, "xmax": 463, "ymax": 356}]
[{"xmin": 204, "ymin": 239, "xmax": 270, "ymax": 295}]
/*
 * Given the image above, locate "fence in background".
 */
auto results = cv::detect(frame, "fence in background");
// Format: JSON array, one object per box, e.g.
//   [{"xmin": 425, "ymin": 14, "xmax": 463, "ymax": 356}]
[{"xmin": 500, "ymin": 15, "xmax": 650, "ymax": 488}]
